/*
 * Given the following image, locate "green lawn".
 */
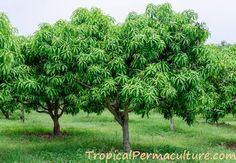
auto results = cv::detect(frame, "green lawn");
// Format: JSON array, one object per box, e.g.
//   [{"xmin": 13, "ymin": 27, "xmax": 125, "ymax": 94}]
[{"xmin": 0, "ymin": 111, "xmax": 236, "ymax": 162}]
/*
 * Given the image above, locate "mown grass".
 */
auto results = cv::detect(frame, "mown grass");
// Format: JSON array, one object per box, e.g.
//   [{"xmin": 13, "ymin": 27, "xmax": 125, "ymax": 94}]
[{"xmin": 0, "ymin": 111, "xmax": 236, "ymax": 162}]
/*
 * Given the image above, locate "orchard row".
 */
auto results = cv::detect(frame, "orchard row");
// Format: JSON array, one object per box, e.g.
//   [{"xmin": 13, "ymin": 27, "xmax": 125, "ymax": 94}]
[{"xmin": 0, "ymin": 3, "xmax": 235, "ymax": 152}]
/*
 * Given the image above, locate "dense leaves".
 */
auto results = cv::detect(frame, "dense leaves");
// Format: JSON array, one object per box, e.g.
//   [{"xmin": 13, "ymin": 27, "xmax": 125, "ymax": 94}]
[
  {"xmin": 13, "ymin": 8, "xmax": 114, "ymax": 135},
  {"xmin": 2, "ymin": 3, "xmax": 235, "ymax": 152},
  {"xmin": 199, "ymin": 45, "xmax": 236, "ymax": 123},
  {"xmin": 74, "ymin": 3, "xmax": 209, "ymax": 151},
  {"xmin": 0, "ymin": 13, "xmax": 25, "ymax": 119}
]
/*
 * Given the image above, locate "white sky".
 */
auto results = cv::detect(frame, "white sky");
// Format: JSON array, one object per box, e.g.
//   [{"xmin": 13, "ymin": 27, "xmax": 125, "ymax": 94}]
[{"xmin": 0, "ymin": 0, "xmax": 236, "ymax": 44}]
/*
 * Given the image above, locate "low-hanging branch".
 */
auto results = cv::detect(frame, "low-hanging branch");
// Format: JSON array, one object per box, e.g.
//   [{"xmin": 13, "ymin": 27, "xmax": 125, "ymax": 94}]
[{"xmin": 36, "ymin": 108, "xmax": 50, "ymax": 114}]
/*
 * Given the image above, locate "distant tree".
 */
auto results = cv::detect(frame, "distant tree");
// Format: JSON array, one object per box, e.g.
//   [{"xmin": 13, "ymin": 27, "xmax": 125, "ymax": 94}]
[
  {"xmin": 220, "ymin": 40, "xmax": 229, "ymax": 47},
  {"xmin": 199, "ymin": 45, "xmax": 236, "ymax": 123},
  {"xmin": 140, "ymin": 4, "xmax": 209, "ymax": 131},
  {"xmin": 78, "ymin": 4, "xmax": 209, "ymax": 152},
  {"xmin": 0, "ymin": 13, "xmax": 24, "ymax": 119}
]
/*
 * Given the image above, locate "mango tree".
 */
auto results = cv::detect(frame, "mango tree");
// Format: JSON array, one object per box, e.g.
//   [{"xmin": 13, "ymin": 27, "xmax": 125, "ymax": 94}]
[
  {"xmin": 0, "ymin": 13, "xmax": 24, "ymax": 119},
  {"xmin": 16, "ymin": 8, "xmax": 112, "ymax": 136},
  {"xmin": 17, "ymin": 23, "xmax": 81, "ymax": 135},
  {"xmin": 78, "ymin": 4, "xmax": 209, "ymax": 152},
  {"xmin": 199, "ymin": 45, "xmax": 236, "ymax": 123}
]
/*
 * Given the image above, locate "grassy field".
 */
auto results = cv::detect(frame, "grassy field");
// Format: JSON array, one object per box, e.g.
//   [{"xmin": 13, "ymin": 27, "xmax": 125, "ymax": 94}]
[{"xmin": 0, "ymin": 111, "xmax": 236, "ymax": 163}]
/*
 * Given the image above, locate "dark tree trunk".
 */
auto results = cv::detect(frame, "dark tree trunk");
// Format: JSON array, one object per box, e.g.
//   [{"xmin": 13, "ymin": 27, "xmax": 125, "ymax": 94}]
[
  {"xmin": 122, "ymin": 112, "xmax": 131, "ymax": 152},
  {"xmin": 36, "ymin": 101, "xmax": 64, "ymax": 136},
  {"xmin": 52, "ymin": 117, "xmax": 61, "ymax": 136},
  {"xmin": 48, "ymin": 101, "xmax": 62, "ymax": 136},
  {"xmin": 20, "ymin": 108, "xmax": 25, "ymax": 123},
  {"xmin": 105, "ymin": 97, "xmax": 131, "ymax": 152},
  {"xmin": 1, "ymin": 109, "xmax": 10, "ymax": 119},
  {"xmin": 4, "ymin": 111, "xmax": 10, "ymax": 119},
  {"xmin": 169, "ymin": 117, "xmax": 175, "ymax": 132}
]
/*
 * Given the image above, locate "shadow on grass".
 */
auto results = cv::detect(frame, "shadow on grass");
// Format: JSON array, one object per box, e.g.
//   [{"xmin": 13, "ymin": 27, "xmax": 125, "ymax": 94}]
[
  {"xmin": 0, "ymin": 122, "xmax": 211, "ymax": 163},
  {"xmin": 0, "ymin": 138, "xmax": 190, "ymax": 163},
  {"xmin": 0, "ymin": 126, "xmax": 191, "ymax": 157},
  {"xmin": 197, "ymin": 121, "xmax": 236, "ymax": 130},
  {"xmin": 210, "ymin": 122, "xmax": 236, "ymax": 131},
  {"xmin": 223, "ymin": 142, "xmax": 236, "ymax": 150}
]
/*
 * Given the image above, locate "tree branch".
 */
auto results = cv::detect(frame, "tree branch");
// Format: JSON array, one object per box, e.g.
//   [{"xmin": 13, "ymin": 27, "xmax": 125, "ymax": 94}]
[
  {"xmin": 124, "ymin": 101, "xmax": 129, "ymax": 114},
  {"xmin": 38, "ymin": 102, "xmax": 48, "ymax": 110},
  {"xmin": 36, "ymin": 108, "xmax": 50, "ymax": 114},
  {"xmin": 105, "ymin": 97, "xmax": 123, "ymax": 126},
  {"xmin": 76, "ymin": 79, "xmax": 92, "ymax": 89},
  {"xmin": 58, "ymin": 105, "xmax": 65, "ymax": 117},
  {"xmin": 46, "ymin": 101, "xmax": 54, "ymax": 117}
]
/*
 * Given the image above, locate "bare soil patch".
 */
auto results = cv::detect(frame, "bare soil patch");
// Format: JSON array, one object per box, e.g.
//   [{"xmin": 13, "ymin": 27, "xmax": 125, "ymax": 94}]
[{"xmin": 223, "ymin": 143, "xmax": 236, "ymax": 150}]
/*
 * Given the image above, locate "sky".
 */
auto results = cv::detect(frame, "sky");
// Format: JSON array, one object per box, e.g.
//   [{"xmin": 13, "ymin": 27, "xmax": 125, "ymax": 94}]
[{"xmin": 0, "ymin": 0, "xmax": 235, "ymax": 44}]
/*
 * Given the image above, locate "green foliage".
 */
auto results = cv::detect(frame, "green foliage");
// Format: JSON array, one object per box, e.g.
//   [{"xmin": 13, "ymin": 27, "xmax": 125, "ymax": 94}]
[
  {"xmin": 3, "ymin": 3, "xmax": 236, "ymax": 151},
  {"xmin": 98, "ymin": 3, "xmax": 208, "ymax": 124},
  {"xmin": 0, "ymin": 13, "xmax": 25, "ymax": 118},
  {"xmin": 0, "ymin": 111, "xmax": 236, "ymax": 162},
  {"xmin": 11, "ymin": 8, "xmax": 114, "ymax": 135},
  {"xmin": 199, "ymin": 45, "xmax": 236, "ymax": 123},
  {"xmin": 52, "ymin": 3, "xmax": 209, "ymax": 150}
]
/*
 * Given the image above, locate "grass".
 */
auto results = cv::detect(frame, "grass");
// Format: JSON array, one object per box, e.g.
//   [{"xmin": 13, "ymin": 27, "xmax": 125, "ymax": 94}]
[{"xmin": 0, "ymin": 111, "xmax": 236, "ymax": 162}]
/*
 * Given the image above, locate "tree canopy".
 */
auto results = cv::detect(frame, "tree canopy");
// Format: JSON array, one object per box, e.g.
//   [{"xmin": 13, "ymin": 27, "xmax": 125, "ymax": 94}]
[
  {"xmin": 0, "ymin": 13, "xmax": 25, "ymax": 119},
  {"xmin": 199, "ymin": 45, "xmax": 236, "ymax": 123},
  {"xmin": 76, "ymin": 3, "xmax": 209, "ymax": 151},
  {"xmin": 14, "ymin": 8, "xmax": 113, "ymax": 135},
  {"xmin": 4, "ymin": 3, "xmax": 236, "ymax": 153}
]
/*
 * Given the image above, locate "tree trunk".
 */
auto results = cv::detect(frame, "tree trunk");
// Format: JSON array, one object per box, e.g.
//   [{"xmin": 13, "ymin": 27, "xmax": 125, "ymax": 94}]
[
  {"xmin": 170, "ymin": 117, "xmax": 175, "ymax": 132},
  {"xmin": 20, "ymin": 108, "xmax": 25, "ymax": 123},
  {"xmin": 1, "ymin": 109, "xmax": 10, "ymax": 119},
  {"xmin": 122, "ymin": 112, "xmax": 131, "ymax": 152},
  {"xmin": 4, "ymin": 111, "xmax": 9, "ymax": 119},
  {"xmin": 105, "ymin": 97, "xmax": 131, "ymax": 152},
  {"xmin": 52, "ymin": 117, "xmax": 61, "ymax": 136}
]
